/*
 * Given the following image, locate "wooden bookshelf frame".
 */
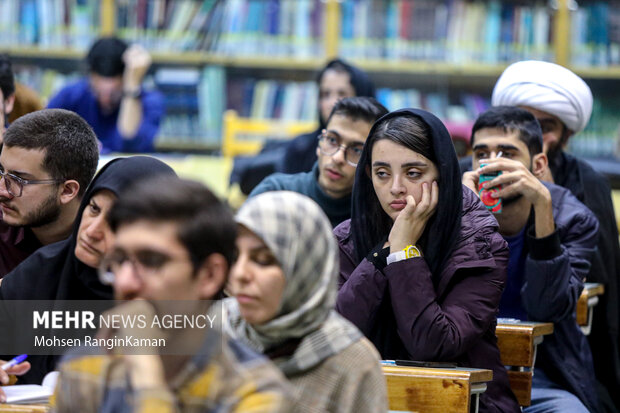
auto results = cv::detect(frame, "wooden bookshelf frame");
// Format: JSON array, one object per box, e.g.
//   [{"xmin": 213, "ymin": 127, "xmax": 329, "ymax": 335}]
[
  {"xmin": 554, "ymin": 0, "xmax": 570, "ymax": 67},
  {"xmin": 100, "ymin": 0, "xmax": 115, "ymax": 36}
]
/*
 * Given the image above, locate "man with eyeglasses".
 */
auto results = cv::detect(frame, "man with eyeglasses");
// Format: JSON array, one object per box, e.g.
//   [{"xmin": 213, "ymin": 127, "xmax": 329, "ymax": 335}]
[
  {"xmin": 51, "ymin": 176, "xmax": 293, "ymax": 412},
  {"xmin": 0, "ymin": 109, "xmax": 99, "ymax": 278},
  {"xmin": 249, "ymin": 97, "xmax": 388, "ymax": 227}
]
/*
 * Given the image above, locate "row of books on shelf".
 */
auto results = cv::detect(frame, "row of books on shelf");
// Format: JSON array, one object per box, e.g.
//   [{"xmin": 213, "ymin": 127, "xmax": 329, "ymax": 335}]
[
  {"xmin": 568, "ymin": 96, "xmax": 620, "ymax": 158},
  {"xmin": 4, "ymin": 0, "xmax": 620, "ymax": 70},
  {"xmin": 12, "ymin": 63, "xmax": 619, "ymax": 157},
  {"xmin": 155, "ymin": 66, "xmax": 225, "ymax": 146},
  {"xmin": 212, "ymin": 0, "xmax": 325, "ymax": 58},
  {"xmin": 339, "ymin": 0, "xmax": 553, "ymax": 63},
  {"xmin": 114, "ymin": 0, "xmax": 558, "ymax": 63},
  {"xmin": 381, "ymin": 87, "xmax": 489, "ymax": 120},
  {"xmin": 117, "ymin": 0, "xmax": 325, "ymax": 58},
  {"xmin": 0, "ymin": 0, "xmax": 99, "ymax": 49},
  {"xmin": 571, "ymin": 2, "xmax": 620, "ymax": 67},
  {"xmin": 118, "ymin": 0, "xmax": 554, "ymax": 63},
  {"xmin": 117, "ymin": 0, "xmax": 221, "ymax": 52},
  {"xmin": 228, "ymin": 78, "xmax": 318, "ymax": 121}
]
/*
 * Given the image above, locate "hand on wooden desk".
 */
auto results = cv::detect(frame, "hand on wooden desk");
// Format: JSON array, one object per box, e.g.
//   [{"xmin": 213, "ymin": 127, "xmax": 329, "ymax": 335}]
[{"xmin": 0, "ymin": 360, "xmax": 31, "ymax": 403}]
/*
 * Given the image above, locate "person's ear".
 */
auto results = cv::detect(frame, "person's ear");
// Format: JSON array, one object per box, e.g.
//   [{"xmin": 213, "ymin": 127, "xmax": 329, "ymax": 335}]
[
  {"xmin": 531, "ymin": 152, "xmax": 549, "ymax": 179},
  {"xmin": 196, "ymin": 253, "xmax": 228, "ymax": 300},
  {"xmin": 3, "ymin": 94, "xmax": 15, "ymax": 115},
  {"xmin": 59, "ymin": 180, "xmax": 80, "ymax": 204}
]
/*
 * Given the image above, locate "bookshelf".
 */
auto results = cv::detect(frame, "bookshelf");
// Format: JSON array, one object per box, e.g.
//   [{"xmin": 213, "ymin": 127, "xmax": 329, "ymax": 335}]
[{"xmin": 0, "ymin": 0, "xmax": 618, "ymax": 160}]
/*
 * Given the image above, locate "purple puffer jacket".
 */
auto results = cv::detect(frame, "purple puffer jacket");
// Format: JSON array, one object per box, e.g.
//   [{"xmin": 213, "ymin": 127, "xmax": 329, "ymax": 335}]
[{"xmin": 335, "ymin": 187, "xmax": 520, "ymax": 413}]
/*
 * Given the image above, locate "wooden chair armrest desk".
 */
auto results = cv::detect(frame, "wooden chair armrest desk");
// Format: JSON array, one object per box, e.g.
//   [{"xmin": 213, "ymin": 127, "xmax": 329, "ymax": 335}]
[
  {"xmin": 496, "ymin": 321, "xmax": 553, "ymax": 407},
  {"xmin": 576, "ymin": 282, "xmax": 604, "ymax": 336},
  {"xmin": 382, "ymin": 365, "xmax": 492, "ymax": 413}
]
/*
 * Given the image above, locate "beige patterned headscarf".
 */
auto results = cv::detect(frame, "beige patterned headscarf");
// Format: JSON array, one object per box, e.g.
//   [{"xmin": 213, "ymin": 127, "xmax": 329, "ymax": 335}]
[{"xmin": 222, "ymin": 191, "xmax": 361, "ymax": 376}]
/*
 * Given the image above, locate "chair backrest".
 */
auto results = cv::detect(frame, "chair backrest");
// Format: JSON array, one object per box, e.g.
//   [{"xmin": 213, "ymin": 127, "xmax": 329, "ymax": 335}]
[
  {"xmin": 222, "ymin": 110, "xmax": 316, "ymax": 158},
  {"xmin": 496, "ymin": 321, "xmax": 554, "ymax": 407}
]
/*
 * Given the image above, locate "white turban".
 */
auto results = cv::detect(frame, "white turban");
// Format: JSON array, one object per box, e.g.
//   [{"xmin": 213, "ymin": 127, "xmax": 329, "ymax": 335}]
[{"xmin": 492, "ymin": 60, "xmax": 593, "ymax": 133}]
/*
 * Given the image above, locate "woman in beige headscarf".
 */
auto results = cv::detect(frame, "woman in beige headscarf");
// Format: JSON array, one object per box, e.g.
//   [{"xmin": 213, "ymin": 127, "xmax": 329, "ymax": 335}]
[{"xmin": 223, "ymin": 191, "xmax": 387, "ymax": 412}]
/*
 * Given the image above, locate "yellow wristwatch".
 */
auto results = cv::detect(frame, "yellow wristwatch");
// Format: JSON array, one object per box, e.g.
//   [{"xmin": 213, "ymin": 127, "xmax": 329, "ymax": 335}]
[{"xmin": 387, "ymin": 245, "xmax": 422, "ymax": 265}]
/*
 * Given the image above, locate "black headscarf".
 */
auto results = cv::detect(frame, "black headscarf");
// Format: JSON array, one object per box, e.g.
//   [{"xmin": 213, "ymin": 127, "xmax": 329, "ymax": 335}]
[
  {"xmin": 350, "ymin": 108, "xmax": 462, "ymax": 277},
  {"xmin": 278, "ymin": 58, "xmax": 376, "ymax": 175},
  {"xmin": 0, "ymin": 156, "xmax": 177, "ymax": 301},
  {"xmin": 316, "ymin": 58, "xmax": 376, "ymax": 127}
]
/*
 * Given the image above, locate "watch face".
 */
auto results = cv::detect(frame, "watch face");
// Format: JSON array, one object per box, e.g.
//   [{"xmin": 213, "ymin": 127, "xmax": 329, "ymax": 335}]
[{"xmin": 405, "ymin": 245, "xmax": 421, "ymax": 258}]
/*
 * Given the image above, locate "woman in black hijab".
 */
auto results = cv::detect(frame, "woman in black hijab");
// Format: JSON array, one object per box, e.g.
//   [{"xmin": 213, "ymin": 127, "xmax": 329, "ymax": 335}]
[
  {"xmin": 335, "ymin": 109, "xmax": 520, "ymax": 412},
  {"xmin": 280, "ymin": 58, "xmax": 376, "ymax": 174},
  {"xmin": 0, "ymin": 156, "xmax": 177, "ymax": 383}
]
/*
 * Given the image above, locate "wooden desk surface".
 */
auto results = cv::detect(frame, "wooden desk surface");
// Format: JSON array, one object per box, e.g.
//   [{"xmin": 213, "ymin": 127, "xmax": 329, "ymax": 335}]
[
  {"xmin": 382, "ymin": 365, "xmax": 492, "ymax": 382},
  {"xmin": 382, "ymin": 365, "xmax": 492, "ymax": 413},
  {"xmin": 496, "ymin": 321, "xmax": 554, "ymax": 337},
  {"xmin": 0, "ymin": 405, "xmax": 48, "ymax": 412}
]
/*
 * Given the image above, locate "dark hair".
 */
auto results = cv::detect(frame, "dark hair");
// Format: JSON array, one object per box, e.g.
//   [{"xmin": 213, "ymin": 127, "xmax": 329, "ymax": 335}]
[
  {"xmin": 86, "ymin": 37, "xmax": 128, "ymax": 77},
  {"xmin": 0, "ymin": 54, "xmax": 15, "ymax": 100},
  {"xmin": 351, "ymin": 109, "xmax": 462, "ymax": 276},
  {"xmin": 109, "ymin": 176, "xmax": 237, "ymax": 272},
  {"xmin": 3, "ymin": 109, "xmax": 99, "ymax": 197},
  {"xmin": 471, "ymin": 106, "xmax": 543, "ymax": 156},
  {"xmin": 326, "ymin": 96, "xmax": 388, "ymax": 126}
]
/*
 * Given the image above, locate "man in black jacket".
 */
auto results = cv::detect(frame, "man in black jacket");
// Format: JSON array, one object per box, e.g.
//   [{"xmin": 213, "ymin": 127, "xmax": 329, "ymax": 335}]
[
  {"xmin": 462, "ymin": 61, "xmax": 620, "ymax": 412},
  {"xmin": 464, "ymin": 106, "xmax": 601, "ymax": 412}
]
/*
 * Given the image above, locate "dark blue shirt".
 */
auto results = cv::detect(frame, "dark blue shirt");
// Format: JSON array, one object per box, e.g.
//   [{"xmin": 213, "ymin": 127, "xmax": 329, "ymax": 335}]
[
  {"xmin": 499, "ymin": 228, "xmax": 528, "ymax": 320},
  {"xmin": 47, "ymin": 79, "xmax": 164, "ymax": 153},
  {"xmin": 249, "ymin": 162, "xmax": 351, "ymax": 227}
]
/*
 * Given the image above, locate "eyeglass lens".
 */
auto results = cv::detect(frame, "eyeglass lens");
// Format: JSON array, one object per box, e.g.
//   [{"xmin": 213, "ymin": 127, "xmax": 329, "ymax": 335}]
[{"xmin": 319, "ymin": 134, "xmax": 363, "ymax": 165}]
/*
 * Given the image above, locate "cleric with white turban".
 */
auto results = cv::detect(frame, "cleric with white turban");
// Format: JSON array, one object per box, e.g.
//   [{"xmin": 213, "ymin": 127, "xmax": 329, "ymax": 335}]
[{"xmin": 492, "ymin": 60, "xmax": 593, "ymax": 135}]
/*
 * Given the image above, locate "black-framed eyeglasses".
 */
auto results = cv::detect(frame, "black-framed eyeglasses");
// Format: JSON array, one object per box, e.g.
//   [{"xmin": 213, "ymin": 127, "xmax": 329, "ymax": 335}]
[
  {"xmin": 0, "ymin": 169, "xmax": 64, "ymax": 198},
  {"xmin": 317, "ymin": 130, "xmax": 364, "ymax": 167},
  {"xmin": 98, "ymin": 248, "xmax": 189, "ymax": 285}
]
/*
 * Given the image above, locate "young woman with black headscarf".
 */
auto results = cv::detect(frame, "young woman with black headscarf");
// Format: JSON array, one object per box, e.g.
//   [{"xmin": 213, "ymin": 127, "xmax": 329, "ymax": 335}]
[
  {"xmin": 280, "ymin": 58, "xmax": 375, "ymax": 175},
  {"xmin": 335, "ymin": 109, "xmax": 520, "ymax": 412}
]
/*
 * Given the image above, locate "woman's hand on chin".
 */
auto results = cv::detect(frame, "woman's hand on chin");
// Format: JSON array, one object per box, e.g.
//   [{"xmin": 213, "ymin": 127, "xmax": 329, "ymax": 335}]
[{"xmin": 388, "ymin": 181, "xmax": 438, "ymax": 252}]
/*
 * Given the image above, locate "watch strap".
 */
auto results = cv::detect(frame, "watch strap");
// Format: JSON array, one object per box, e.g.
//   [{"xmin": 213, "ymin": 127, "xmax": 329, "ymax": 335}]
[{"xmin": 386, "ymin": 250, "xmax": 407, "ymax": 265}]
